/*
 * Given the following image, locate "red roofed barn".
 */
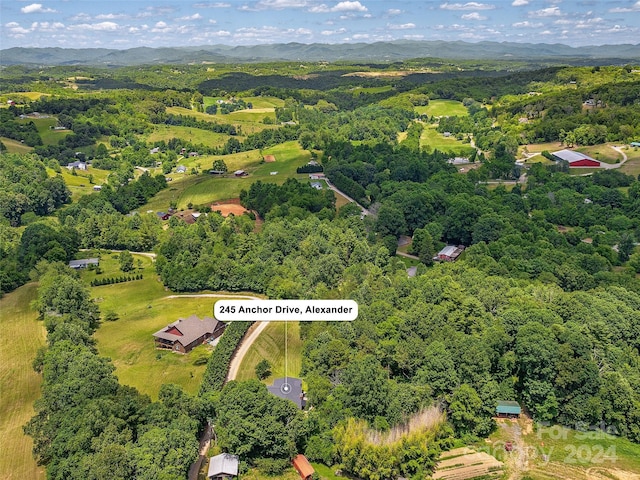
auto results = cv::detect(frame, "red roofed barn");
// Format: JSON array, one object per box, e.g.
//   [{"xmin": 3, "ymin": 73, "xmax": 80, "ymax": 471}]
[{"xmin": 552, "ymin": 149, "xmax": 601, "ymax": 168}]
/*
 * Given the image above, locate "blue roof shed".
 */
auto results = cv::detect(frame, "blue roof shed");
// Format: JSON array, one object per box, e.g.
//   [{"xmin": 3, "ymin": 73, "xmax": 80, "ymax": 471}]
[{"xmin": 496, "ymin": 401, "xmax": 521, "ymax": 417}]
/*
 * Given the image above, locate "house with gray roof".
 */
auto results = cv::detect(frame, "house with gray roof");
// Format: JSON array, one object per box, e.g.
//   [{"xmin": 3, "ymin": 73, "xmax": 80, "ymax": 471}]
[
  {"xmin": 69, "ymin": 258, "xmax": 99, "ymax": 269},
  {"xmin": 153, "ymin": 315, "xmax": 226, "ymax": 354},
  {"xmin": 267, "ymin": 377, "xmax": 306, "ymax": 409},
  {"xmin": 208, "ymin": 453, "xmax": 238, "ymax": 480}
]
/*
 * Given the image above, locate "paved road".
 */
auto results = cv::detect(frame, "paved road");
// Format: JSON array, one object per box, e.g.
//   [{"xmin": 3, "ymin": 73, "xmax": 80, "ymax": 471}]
[{"xmin": 174, "ymin": 293, "xmax": 264, "ymax": 480}]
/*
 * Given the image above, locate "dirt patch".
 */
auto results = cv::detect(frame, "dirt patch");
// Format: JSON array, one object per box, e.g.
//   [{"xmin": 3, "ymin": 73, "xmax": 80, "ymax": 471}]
[
  {"xmin": 211, "ymin": 198, "xmax": 249, "ymax": 217},
  {"xmin": 434, "ymin": 448, "xmax": 503, "ymax": 480},
  {"xmin": 263, "ymin": 155, "xmax": 276, "ymax": 162}
]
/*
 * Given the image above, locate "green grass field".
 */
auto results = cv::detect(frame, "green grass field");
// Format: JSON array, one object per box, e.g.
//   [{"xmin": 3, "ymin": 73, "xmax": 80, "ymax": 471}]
[
  {"xmin": 416, "ymin": 99, "xmax": 468, "ymax": 117},
  {"xmin": 146, "ymin": 124, "xmax": 233, "ymax": 148},
  {"xmin": 46, "ymin": 166, "xmax": 111, "ymax": 201},
  {"xmin": 203, "ymin": 96, "xmax": 284, "ymax": 110},
  {"xmin": 1, "ymin": 136, "xmax": 34, "ymax": 154},
  {"xmin": 0, "ymin": 283, "xmax": 46, "ymax": 480},
  {"xmin": 143, "ymin": 141, "xmax": 311, "ymax": 211},
  {"xmin": 575, "ymin": 144, "xmax": 623, "ymax": 164},
  {"xmin": 420, "ymin": 125, "xmax": 475, "ymax": 156},
  {"xmin": 83, "ymin": 252, "xmax": 215, "ymax": 399},
  {"xmin": 17, "ymin": 117, "xmax": 70, "ymax": 146},
  {"xmin": 522, "ymin": 154, "xmax": 554, "ymax": 165},
  {"xmin": 235, "ymin": 321, "xmax": 302, "ymax": 383},
  {"xmin": 620, "ymin": 147, "xmax": 640, "ymax": 176},
  {"xmin": 167, "ymin": 106, "xmax": 276, "ymax": 136}
]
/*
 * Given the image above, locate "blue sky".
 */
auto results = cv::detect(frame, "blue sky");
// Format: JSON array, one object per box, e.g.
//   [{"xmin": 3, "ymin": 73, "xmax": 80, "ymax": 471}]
[{"xmin": 2, "ymin": 0, "xmax": 639, "ymax": 49}]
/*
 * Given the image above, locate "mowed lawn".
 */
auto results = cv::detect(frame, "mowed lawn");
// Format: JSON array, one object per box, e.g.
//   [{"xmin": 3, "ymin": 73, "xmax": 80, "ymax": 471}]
[
  {"xmin": 0, "ymin": 283, "xmax": 46, "ymax": 480},
  {"xmin": 620, "ymin": 147, "xmax": 640, "ymax": 176},
  {"xmin": 575, "ymin": 144, "xmax": 624, "ymax": 164},
  {"xmin": 143, "ymin": 141, "xmax": 312, "ymax": 211},
  {"xmin": 416, "ymin": 99, "xmax": 468, "ymax": 117},
  {"xmin": 420, "ymin": 125, "xmax": 475, "ymax": 156},
  {"xmin": 17, "ymin": 117, "xmax": 70, "ymax": 146},
  {"xmin": 235, "ymin": 321, "xmax": 302, "ymax": 383}
]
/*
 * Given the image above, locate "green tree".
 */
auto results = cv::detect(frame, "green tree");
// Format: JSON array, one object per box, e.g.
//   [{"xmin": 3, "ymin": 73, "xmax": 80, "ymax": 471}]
[
  {"xmin": 119, "ymin": 250, "xmax": 134, "ymax": 272},
  {"xmin": 255, "ymin": 359, "xmax": 272, "ymax": 380}
]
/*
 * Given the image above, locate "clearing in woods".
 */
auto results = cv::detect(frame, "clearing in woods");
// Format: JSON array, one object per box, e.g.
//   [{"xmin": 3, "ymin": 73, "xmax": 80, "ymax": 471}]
[{"xmin": 0, "ymin": 283, "xmax": 46, "ymax": 480}]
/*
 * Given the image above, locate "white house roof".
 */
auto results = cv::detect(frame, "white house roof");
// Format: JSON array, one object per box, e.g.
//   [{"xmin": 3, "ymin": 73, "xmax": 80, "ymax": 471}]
[
  {"xmin": 208, "ymin": 453, "xmax": 239, "ymax": 477},
  {"xmin": 552, "ymin": 149, "xmax": 597, "ymax": 163},
  {"xmin": 438, "ymin": 246, "xmax": 458, "ymax": 257}
]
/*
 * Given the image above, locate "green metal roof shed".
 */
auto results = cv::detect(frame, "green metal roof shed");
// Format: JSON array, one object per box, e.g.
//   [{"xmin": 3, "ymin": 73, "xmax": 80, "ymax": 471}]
[{"xmin": 496, "ymin": 401, "xmax": 521, "ymax": 416}]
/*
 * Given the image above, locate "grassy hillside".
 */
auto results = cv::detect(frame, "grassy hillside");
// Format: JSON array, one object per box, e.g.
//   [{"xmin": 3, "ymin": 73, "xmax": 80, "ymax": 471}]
[
  {"xmin": 166, "ymin": 106, "xmax": 277, "ymax": 135},
  {"xmin": 1, "ymin": 137, "xmax": 34, "ymax": 154},
  {"xmin": 46, "ymin": 165, "xmax": 111, "ymax": 201},
  {"xmin": 0, "ymin": 283, "xmax": 46, "ymax": 480},
  {"xmin": 420, "ymin": 124, "xmax": 475, "ymax": 156},
  {"xmin": 417, "ymin": 99, "xmax": 469, "ymax": 117},
  {"xmin": 146, "ymin": 124, "xmax": 233, "ymax": 147},
  {"xmin": 142, "ymin": 141, "xmax": 312, "ymax": 211},
  {"xmin": 235, "ymin": 321, "xmax": 302, "ymax": 383}
]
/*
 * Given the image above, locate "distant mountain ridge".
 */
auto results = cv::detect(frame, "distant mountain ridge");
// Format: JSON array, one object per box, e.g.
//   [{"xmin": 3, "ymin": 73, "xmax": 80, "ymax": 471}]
[{"xmin": 2, "ymin": 41, "xmax": 639, "ymax": 66}]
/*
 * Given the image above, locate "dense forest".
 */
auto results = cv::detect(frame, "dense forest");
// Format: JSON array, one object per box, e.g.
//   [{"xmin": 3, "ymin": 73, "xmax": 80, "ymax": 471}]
[{"xmin": 1, "ymin": 59, "xmax": 640, "ymax": 479}]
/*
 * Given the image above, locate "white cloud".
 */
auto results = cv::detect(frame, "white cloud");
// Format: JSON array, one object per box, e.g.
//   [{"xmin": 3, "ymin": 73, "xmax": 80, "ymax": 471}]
[
  {"xmin": 256, "ymin": 0, "xmax": 308, "ymax": 8},
  {"xmin": 403, "ymin": 34, "xmax": 424, "ymax": 40},
  {"xmin": 178, "ymin": 13, "xmax": 203, "ymax": 20},
  {"xmin": 512, "ymin": 20, "xmax": 542, "ymax": 28},
  {"xmin": 321, "ymin": 27, "xmax": 347, "ymax": 35},
  {"xmin": 208, "ymin": 19, "xmax": 218, "ymax": 24},
  {"xmin": 151, "ymin": 21, "xmax": 171, "ymax": 32},
  {"xmin": 95, "ymin": 13, "xmax": 128, "ymax": 20},
  {"xmin": 387, "ymin": 8, "xmax": 402, "ymax": 16},
  {"xmin": 440, "ymin": 2, "xmax": 495, "ymax": 10},
  {"xmin": 194, "ymin": 2, "xmax": 232, "ymax": 6},
  {"xmin": 511, "ymin": 0, "xmax": 529, "ymax": 5},
  {"xmin": 352, "ymin": 33, "xmax": 370, "ymax": 39},
  {"xmin": 310, "ymin": 1, "xmax": 367, "ymax": 13},
  {"xmin": 462, "ymin": 12, "xmax": 487, "ymax": 20},
  {"xmin": 21, "ymin": 3, "xmax": 57, "ymax": 14},
  {"xmin": 69, "ymin": 21, "xmax": 120, "ymax": 31},
  {"xmin": 529, "ymin": 6, "xmax": 562, "ymax": 17},
  {"xmin": 608, "ymin": 1, "xmax": 640, "ymax": 13},
  {"xmin": 388, "ymin": 23, "xmax": 416, "ymax": 30}
]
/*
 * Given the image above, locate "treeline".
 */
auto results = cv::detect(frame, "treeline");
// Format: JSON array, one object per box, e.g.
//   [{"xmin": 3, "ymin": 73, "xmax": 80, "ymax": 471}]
[
  {"xmin": 90, "ymin": 274, "xmax": 142, "ymax": 286},
  {"xmin": 25, "ymin": 264, "xmax": 205, "ymax": 479},
  {"xmin": 0, "ymin": 109, "xmax": 42, "ymax": 146},
  {"xmin": 199, "ymin": 321, "xmax": 253, "ymax": 395},
  {"xmin": 239, "ymin": 178, "xmax": 335, "ymax": 218},
  {"xmin": 0, "ymin": 153, "xmax": 71, "ymax": 226}
]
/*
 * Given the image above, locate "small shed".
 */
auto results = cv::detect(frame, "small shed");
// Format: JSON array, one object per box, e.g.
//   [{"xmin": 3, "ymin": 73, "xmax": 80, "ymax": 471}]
[
  {"xmin": 496, "ymin": 401, "xmax": 521, "ymax": 418},
  {"xmin": 208, "ymin": 453, "xmax": 238, "ymax": 480},
  {"xmin": 234, "ymin": 170, "xmax": 248, "ymax": 177},
  {"xmin": 292, "ymin": 454, "xmax": 314, "ymax": 480}
]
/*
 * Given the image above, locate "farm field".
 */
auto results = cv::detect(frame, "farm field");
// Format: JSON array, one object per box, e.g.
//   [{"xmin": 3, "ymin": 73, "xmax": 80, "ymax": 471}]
[
  {"xmin": 204, "ymin": 95, "xmax": 284, "ymax": 109},
  {"xmin": 416, "ymin": 99, "xmax": 468, "ymax": 117},
  {"xmin": 142, "ymin": 141, "xmax": 312, "ymax": 211},
  {"xmin": 420, "ymin": 125, "xmax": 475, "ymax": 156},
  {"xmin": 0, "ymin": 283, "xmax": 46, "ymax": 480},
  {"xmin": 234, "ymin": 321, "xmax": 302, "ymax": 383},
  {"xmin": 433, "ymin": 447, "xmax": 503, "ymax": 480}
]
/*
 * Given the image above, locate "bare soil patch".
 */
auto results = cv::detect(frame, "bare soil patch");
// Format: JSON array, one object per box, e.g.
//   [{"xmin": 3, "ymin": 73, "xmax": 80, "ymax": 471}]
[
  {"xmin": 434, "ymin": 448, "xmax": 504, "ymax": 480},
  {"xmin": 263, "ymin": 155, "xmax": 276, "ymax": 162},
  {"xmin": 211, "ymin": 198, "xmax": 249, "ymax": 217}
]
